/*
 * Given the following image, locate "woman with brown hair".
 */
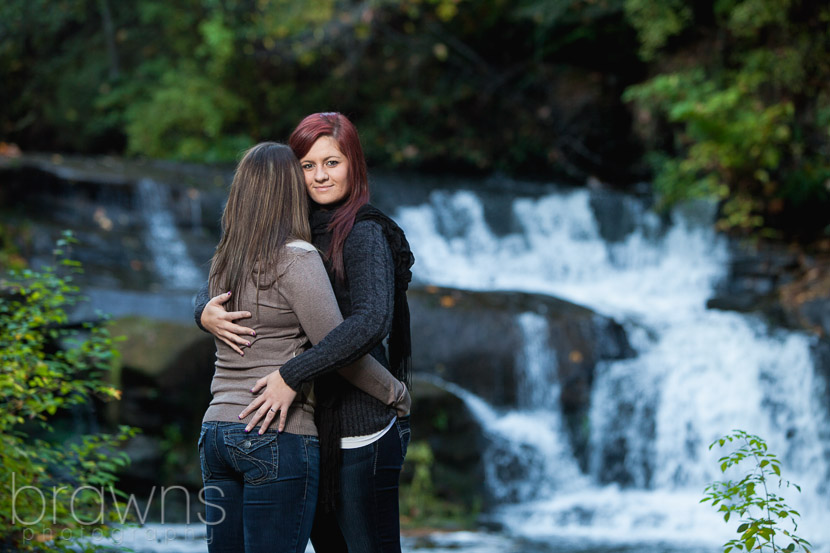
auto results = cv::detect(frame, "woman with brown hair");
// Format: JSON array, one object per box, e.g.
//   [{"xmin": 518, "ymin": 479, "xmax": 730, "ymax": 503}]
[
  {"xmin": 196, "ymin": 113, "xmax": 414, "ymax": 553},
  {"xmin": 197, "ymin": 141, "xmax": 409, "ymax": 553}
]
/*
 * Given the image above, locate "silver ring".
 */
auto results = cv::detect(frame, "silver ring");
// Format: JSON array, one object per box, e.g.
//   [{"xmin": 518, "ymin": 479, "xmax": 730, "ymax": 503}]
[{"xmin": 269, "ymin": 408, "xmax": 276, "ymax": 413}]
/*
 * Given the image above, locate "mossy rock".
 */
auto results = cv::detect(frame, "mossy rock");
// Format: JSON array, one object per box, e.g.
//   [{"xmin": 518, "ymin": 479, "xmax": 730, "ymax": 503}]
[
  {"xmin": 408, "ymin": 285, "xmax": 632, "ymax": 471},
  {"xmin": 107, "ymin": 316, "xmax": 215, "ymax": 495},
  {"xmin": 110, "ymin": 316, "xmax": 210, "ymax": 377},
  {"xmin": 404, "ymin": 375, "xmax": 485, "ymax": 516}
]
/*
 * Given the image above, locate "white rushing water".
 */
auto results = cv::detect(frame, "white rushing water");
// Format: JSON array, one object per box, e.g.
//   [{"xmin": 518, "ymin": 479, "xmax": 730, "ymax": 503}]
[
  {"xmin": 136, "ymin": 178, "xmax": 203, "ymax": 289},
  {"xmin": 395, "ymin": 187, "xmax": 830, "ymax": 550},
  {"xmin": 81, "ymin": 524, "xmax": 522, "ymax": 553}
]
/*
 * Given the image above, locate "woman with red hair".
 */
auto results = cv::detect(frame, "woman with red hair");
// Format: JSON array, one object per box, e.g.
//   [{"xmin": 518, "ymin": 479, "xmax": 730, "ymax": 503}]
[{"xmin": 196, "ymin": 113, "xmax": 414, "ymax": 553}]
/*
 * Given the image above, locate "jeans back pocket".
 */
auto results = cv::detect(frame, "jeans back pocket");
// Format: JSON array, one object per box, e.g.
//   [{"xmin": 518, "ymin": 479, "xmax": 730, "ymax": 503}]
[{"xmin": 223, "ymin": 429, "xmax": 279, "ymax": 485}]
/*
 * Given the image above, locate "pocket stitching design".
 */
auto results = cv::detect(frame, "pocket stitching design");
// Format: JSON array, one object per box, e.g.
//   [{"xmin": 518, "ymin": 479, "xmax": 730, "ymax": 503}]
[
  {"xmin": 224, "ymin": 431, "xmax": 279, "ymax": 485},
  {"xmin": 198, "ymin": 426, "xmax": 213, "ymax": 481}
]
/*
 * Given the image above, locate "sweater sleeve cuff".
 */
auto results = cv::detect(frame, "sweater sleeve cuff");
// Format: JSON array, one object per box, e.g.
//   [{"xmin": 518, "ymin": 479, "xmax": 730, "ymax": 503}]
[
  {"xmin": 194, "ymin": 280, "xmax": 210, "ymax": 332},
  {"xmin": 280, "ymin": 366, "xmax": 303, "ymax": 392}
]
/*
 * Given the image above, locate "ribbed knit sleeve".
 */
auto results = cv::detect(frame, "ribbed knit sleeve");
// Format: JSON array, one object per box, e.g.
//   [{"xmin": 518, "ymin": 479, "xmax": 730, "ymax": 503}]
[
  {"xmin": 279, "ymin": 221, "xmax": 395, "ymax": 390},
  {"xmin": 279, "ymin": 248, "xmax": 344, "ymax": 345},
  {"xmin": 194, "ymin": 280, "xmax": 210, "ymax": 331},
  {"xmin": 281, "ymin": 247, "xmax": 404, "ymax": 406}
]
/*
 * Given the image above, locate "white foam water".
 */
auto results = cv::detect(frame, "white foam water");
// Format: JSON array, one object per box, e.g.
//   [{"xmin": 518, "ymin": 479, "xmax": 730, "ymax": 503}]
[
  {"xmin": 136, "ymin": 178, "xmax": 203, "ymax": 289},
  {"xmin": 394, "ymin": 188, "xmax": 830, "ymax": 551}
]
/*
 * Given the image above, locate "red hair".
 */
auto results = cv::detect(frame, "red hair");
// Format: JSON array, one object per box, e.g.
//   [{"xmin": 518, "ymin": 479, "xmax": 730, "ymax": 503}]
[{"xmin": 289, "ymin": 112, "xmax": 370, "ymax": 280}]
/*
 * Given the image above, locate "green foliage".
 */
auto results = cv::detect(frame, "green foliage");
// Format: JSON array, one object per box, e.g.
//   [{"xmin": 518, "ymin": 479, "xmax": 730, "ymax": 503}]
[
  {"xmin": 399, "ymin": 440, "xmax": 478, "ymax": 529},
  {"xmin": 625, "ymin": 69, "xmax": 795, "ymax": 233},
  {"xmin": 123, "ymin": 66, "xmax": 252, "ymax": 161},
  {"xmin": 0, "ymin": 0, "xmax": 120, "ymax": 151},
  {"xmin": 0, "ymin": 0, "xmax": 641, "ymax": 176},
  {"xmin": 159, "ymin": 423, "xmax": 189, "ymax": 480},
  {"xmin": 401, "ymin": 441, "xmax": 435, "ymax": 519},
  {"xmin": 6, "ymin": 0, "xmax": 829, "ymax": 242},
  {"xmin": 624, "ymin": 0, "xmax": 830, "ymax": 240},
  {"xmin": 0, "ymin": 221, "xmax": 28, "ymax": 273},
  {"xmin": 702, "ymin": 430, "xmax": 812, "ymax": 553},
  {"xmin": 0, "ymin": 231, "xmax": 136, "ymax": 551},
  {"xmin": 623, "ymin": 0, "xmax": 691, "ymax": 60}
]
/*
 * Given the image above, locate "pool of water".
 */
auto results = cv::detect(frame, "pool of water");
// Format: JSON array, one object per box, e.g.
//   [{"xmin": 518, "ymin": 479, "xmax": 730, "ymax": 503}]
[{"xmin": 75, "ymin": 524, "xmax": 724, "ymax": 553}]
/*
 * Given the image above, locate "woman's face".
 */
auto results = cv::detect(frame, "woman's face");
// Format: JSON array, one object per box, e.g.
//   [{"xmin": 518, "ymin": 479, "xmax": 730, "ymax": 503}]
[{"xmin": 299, "ymin": 136, "xmax": 350, "ymax": 205}]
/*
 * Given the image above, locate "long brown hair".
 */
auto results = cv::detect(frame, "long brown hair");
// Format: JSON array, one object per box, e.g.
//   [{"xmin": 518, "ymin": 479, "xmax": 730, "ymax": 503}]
[
  {"xmin": 209, "ymin": 142, "xmax": 311, "ymax": 311},
  {"xmin": 289, "ymin": 112, "xmax": 369, "ymax": 280}
]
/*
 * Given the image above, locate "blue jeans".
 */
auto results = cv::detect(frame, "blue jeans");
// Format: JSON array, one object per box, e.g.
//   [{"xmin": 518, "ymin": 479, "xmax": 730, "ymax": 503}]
[
  {"xmin": 199, "ymin": 422, "xmax": 320, "ymax": 553},
  {"xmin": 310, "ymin": 416, "xmax": 411, "ymax": 553}
]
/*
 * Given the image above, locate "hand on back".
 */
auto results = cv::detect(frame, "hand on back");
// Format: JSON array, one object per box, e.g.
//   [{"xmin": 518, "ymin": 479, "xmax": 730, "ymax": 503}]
[{"xmin": 202, "ymin": 291, "xmax": 256, "ymax": 356}]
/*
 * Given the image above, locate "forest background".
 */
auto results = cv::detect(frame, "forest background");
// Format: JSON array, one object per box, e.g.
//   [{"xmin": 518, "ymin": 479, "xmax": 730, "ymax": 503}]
[{"xmin": 2, "ymin": 0, "xmax": 830, "ymax": 244}]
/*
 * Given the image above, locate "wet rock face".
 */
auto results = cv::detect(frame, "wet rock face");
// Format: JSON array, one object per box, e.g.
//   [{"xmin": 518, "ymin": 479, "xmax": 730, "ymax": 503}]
[
  {"xmin": 408, "ymin": 285, "xmax": 634, "ymax": 470},
  {"xmin": 407, "ymin": 375, "xmax": 486, "ymax": 511},
  {"xmin": 409, "ymin": 287, "xmax": 522, "ymax": 406},
  {"xmin": 589, "ymin": 371, "xmax": 658, "ymax": 488},
  {"xmin": 0, "ymin": 156, "xmax": 222, "ymax": 292},
  {"xmin": 589, "ymin": 190, "xmax": 653, "ymax": 244},
  {"xmin": 707, "ymin": 241, "xmax": 799, "ymax": 315},
  {"xmin": 707, "ymin": 239, "xmax": 830, "ymax": 339},
  {"xmin": 410, "ymin": 286, "xmax": 633, "ymax": 404},
  {"xmin": 800, "ymin": 298, "xmax": 830, "ymax": 337},
  {"xmin": 780, "ymin": 261, "xmax": 830, "ymax": 338},
  {"xmin": 108, "ymin": 316, "xmax": 215, "ymax": 492}
]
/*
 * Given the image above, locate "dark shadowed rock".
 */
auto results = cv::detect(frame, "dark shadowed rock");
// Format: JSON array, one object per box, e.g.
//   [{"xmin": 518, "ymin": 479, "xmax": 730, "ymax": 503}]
[
  {"xmin": 589, "ymin": 190, "xmax": 653, "ymax": 243},
  {"xmin": 409, "ymin": 285, "xmax": 633, "ymax": 470},
  {"xmin": 708, "ymin": 239, "xmax": 830, "ymax": 340},
  {"xmin": 707, "ymin": 240, "xmax": 799, "ymax": 314},
  {"xmin": 406, "ymin": 375, "xmax": 485, "ymax": 510},
  {"xmin": 0, "ymin": 156, "xmax": 222, "ymax": 292},
  {"xmin": 800, "ymin": 298, "xmax": 830, "ymax": 337},
  {"xmin": 109, "ymin": 316, "xmax": 215, "ymax": 491}
]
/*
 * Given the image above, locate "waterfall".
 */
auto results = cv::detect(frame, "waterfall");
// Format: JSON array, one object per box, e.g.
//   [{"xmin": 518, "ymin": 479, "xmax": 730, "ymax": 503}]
[
  {"xmin": 464, "ymin": 312, "xmax": 587, "ymax": 504},
  {"xmin": 516, "ymin": 313, "xmax": 558, "ymax": 411},
  {"xmin": 187, "ymin": 187, "xmax": 203, "ymax": 232},
  {"xmin": 397, "ymin": 189, "xmax": 721, "ymax": 318},
  {"xmin": 394, "ymin": 187, "xmax": 830, "ymax": 549},
  {"xmin": 136, "ymin": 178, "xmax": 204, "ymax": 289}
]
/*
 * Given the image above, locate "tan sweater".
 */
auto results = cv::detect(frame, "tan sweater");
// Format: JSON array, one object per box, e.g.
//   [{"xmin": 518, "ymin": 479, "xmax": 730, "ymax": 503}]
[{"xmin": 203, "ymin": 241, "xmax": 407, "ymax": 435}]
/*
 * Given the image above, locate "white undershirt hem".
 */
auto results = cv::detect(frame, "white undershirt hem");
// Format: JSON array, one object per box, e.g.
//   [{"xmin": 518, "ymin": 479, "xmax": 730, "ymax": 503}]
[{"xmin": 340, "ymin": 417, "xmax": 396, "ymax": 449}]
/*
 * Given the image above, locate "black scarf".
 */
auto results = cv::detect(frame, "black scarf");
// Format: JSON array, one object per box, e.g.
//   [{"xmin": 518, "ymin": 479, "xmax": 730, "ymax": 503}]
[{"xmin": 309, "ymin": 203, "xmax": 414, "ymax": 512}]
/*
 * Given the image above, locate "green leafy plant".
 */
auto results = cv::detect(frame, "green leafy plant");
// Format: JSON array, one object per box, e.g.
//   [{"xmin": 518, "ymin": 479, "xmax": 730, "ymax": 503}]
[
  {"xmin": 0, "ymin": 221, "xmax": 28, "ymax": 272},
  {"xmin": 1, "ymin": 0, "xmax": 643, "ymax": 177},
  {"xmin": 399, "ymin": 440, "xmax": 478, "ymax": 529},
  {"xmin": 0, "ymin": 231, "xmax": 136, "ymax": 552},
  {"xmin": 623, "ymin": 1, "xmax": 830, "ymax": 241},
  {"xmin": 402, "ymin": 441, "xmax": 435, "ymax": 518},
  {"xmin": 702, "ymin": 430, "xmax": 811, "ymax": 553}
]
